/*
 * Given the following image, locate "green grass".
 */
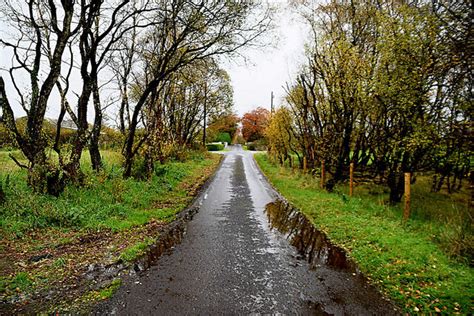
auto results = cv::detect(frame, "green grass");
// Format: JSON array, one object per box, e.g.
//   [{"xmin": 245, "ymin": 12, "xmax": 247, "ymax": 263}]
[
  {"xmin": 97, "ymin": 278, "xmax": 122, "ymax": 299},
  {"xmin": 46, "ymin": 278, "xmax": 123, "ymax": 313},
  {"xmin": 255, "ymin": 153, "xmax": 473, "ymax": 315},
  {"xmin": 0, "ymin": 148, "xmax": 221, "ymax": 312},
  {"xmin": 0, "ymin": 272, "xmax": 33, "ymax": 293},
  {"xmin": 0, "ymin": 150, "xmax": 216, "ymax": 237},
  {"xmin": 52, "ymin": 257, "xmax": 67, "ymax": 268},
  {"xmin": 80, "ymin": 278, "xmax": 122, "ymax": 302},
  {"xmin": 119, "ymin": 237, "xmax": 155, "ymax": 262}
]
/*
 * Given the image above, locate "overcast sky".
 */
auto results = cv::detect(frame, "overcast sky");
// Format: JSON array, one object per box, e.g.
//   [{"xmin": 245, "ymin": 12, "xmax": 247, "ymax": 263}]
[
  {"xmin": 223, "ymin": 2, "xmax": 308, "ymax": 116},
  {"xmin": 0, "ymin": 1, "xmax": 310, "ymax": 120}
]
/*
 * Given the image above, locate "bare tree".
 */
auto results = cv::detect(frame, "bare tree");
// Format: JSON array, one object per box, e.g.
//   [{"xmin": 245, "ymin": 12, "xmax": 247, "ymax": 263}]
[
  {"xmin": 68, "ymin": 0, "xmax": 153, "ymax": 174},
  {"xmin": 0, "ymin": 0, "xmax": 78, "ymax": 194}
]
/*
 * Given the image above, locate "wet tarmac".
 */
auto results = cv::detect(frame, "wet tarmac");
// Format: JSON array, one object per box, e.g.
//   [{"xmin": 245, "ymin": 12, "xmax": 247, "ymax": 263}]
[{"xmin": 96, "ymin": 145, "xmax": 398, "ymax": 315}]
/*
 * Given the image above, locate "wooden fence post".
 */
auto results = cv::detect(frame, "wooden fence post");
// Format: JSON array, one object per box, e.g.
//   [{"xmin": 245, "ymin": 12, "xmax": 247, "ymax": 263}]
[
  {"xmin": 403, "ymin": 172, "xmax": 411, "ymax": 221},
  {"xmin": 349, "ymin": 162, "xmax": 354, "ymax": 197},
  {"xmin": 303, "ymin": 156, "xmax": 307, "ymax": 174},
  {"xmin": 320, "ymin": 160, "xmax": 325, "ymax": 188}
]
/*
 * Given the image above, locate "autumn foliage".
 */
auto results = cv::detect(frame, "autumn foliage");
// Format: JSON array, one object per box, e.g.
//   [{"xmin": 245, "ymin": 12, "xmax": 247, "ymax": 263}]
[
  {"xmin": 241, "ymin": 107, "xmax": 270, "ymax": 142},
  {"xmin": 268, "ymin": 1, "xmax": 471, "ymax": 204},
  {"xmin": 207, "ymin": 114, "xmax": 240, "ymax": 142}
]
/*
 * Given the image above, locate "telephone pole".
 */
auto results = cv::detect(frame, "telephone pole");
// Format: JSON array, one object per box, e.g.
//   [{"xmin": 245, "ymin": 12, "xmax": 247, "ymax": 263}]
[
  {"xmin": 270, "ymin": 91, "xmax": 274, "ymax": 113},
  {"xmin": 202, "ymin": 81, "xmax": 208, "ymax": 145}
]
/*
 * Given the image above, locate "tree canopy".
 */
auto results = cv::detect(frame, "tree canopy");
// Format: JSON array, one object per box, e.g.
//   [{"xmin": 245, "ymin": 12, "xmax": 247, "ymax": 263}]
[{"xmin": 266, "ymin": 0, "xmax": 471, "ymax": 203}]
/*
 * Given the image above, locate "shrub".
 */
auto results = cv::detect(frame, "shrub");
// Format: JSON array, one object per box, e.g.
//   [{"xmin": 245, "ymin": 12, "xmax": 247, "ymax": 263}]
[
  {"xmin": 235, "ymin": 135, "xmax": 246, "ymax": 145},
  {"xmin": 0, "ymin": 123, "xmax": 17, "ymax": 148},
  {"xmin": 215, "ymin": 132, "xmax": 231, "ymax": 144},
  {"xmin": 246, "ymin": 139, "xmax": 267, "ymax": 151},
  {"xmin": 100, "ymin": 127, "xmax": 124, "ymax": 150},
  {"xmin": 206, "ymin": 143, "xmax": 224, "ymax": 151}
]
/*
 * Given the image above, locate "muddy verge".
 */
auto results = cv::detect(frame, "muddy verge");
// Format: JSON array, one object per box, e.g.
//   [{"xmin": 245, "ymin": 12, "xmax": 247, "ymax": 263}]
[
  {"xmin": 1, "ymin": 156, "xmax": 223, "ymax": 314},
  {"xmin": 85, "ymin": 205, "xmax": 198, "ymax": 280},
  {"xmin": 85, "ymin": 159, "xmax": 224, "ymax": 313}
]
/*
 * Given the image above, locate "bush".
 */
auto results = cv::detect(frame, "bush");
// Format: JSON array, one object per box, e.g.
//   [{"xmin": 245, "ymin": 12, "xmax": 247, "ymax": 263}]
[
  {"xmin": 206, "ymin": 143, "xmax": 224, "ymax": 151},
  {"xmin": 215, "ymin": 132, "xmax": 231, "ymax": 144},
  {"xmin": 100, "ymin": 127, "xmax": 124, "ymax": 150},
  {"xmin": 235, "ymin": 135, "xmax": 246, "ymax": 145},
  {"xmin": 246, "ymin": 139, "xmax": 267, "ymax": 151}
]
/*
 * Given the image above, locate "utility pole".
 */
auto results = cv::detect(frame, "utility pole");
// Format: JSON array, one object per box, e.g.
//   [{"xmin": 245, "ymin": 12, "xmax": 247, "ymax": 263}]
[
  {"xmin": 202, "ymin": 81, "xmax": 207, "ymax": 146},
  {"xmin": 270, "ymin": 91, "xmax": 274, "ymax": 113}
]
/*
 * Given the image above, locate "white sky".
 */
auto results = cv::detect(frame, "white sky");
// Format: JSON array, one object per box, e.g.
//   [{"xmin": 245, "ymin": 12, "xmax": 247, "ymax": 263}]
[
  {"xmin": 0, "ymin": 1, "xmax": 310, "ymax": 120},
  {"xmin": 223, "ymin": 2, "xmax": 308, "ymax": 116}
]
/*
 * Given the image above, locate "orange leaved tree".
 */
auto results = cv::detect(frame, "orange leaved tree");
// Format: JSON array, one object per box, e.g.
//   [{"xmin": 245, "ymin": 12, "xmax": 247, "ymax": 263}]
[{"xmin": 241, "ymin": 107, "xmax": 270, "ymax": 142}]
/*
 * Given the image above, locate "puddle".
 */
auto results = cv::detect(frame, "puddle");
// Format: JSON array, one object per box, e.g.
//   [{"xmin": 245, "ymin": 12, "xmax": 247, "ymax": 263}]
[
  {"xmin": 265, "ymin": 199, "xmax": 357, "ymax": 272},
  {"xmin": 85, "ymin": 206, "xmax": 199, "ymax": 283}
]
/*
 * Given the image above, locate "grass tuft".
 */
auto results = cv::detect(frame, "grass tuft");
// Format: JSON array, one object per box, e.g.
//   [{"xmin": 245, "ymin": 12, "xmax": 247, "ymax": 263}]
[{"xmin": 119, "ymin": 237, "xmax": 155, "ymax": 262}]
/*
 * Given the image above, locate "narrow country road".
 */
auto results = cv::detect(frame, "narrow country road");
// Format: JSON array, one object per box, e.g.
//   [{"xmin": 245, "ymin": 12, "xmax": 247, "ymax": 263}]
[{"xmin": 97, "ymin": 145, "xmax": 397, "ymax": 315}]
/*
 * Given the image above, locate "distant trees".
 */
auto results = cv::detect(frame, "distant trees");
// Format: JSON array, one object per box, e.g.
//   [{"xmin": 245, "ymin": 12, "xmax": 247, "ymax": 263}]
[
  {"xmin": 139, "ymin": 58, "xmax": 233, "ymax": 176},
  {"xmin": 111, "ymin": 0, "xmax": 271, "ymax": 177},
  {"xmin": 241, "ymin": 107, "xmax": 270, "ymax": 142},
  {"xmin": 268, "ymin": 0, "xmax": 471, "ymax": 203},
  {"xmin": 207, "ymin": 113, "xmax": 240, "ymax": 144},
  {"xmin": 0, "ymin": 0, "xmax": 271, "ymax": 192}
]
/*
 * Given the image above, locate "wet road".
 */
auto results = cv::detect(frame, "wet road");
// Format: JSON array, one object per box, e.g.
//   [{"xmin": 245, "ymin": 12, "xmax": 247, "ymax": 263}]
[{"xmin": 98, "ymin": 146, "xmax": 397, "ymax": 315}]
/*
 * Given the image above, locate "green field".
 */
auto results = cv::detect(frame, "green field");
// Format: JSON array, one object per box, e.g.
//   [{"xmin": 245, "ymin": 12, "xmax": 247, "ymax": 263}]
[{"xmin": 255, "ymin": 153, "xmax": 473, "ymax": 314}]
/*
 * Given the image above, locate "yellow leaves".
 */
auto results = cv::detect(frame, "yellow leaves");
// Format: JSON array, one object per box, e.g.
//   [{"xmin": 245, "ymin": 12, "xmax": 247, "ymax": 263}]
[{"xmin": 265, "ymin": 107, "xmax": 296, "ymax": 158}]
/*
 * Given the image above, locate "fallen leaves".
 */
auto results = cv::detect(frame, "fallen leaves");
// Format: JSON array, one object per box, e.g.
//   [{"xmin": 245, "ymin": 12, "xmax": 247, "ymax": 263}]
[{"xmin": 1, "ymin": 220, "xmax": 167, "ymax": 312}]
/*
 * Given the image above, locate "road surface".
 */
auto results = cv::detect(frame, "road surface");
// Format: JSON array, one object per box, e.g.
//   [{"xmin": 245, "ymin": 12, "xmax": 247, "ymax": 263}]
[{"xmin": 97, "ymin": 145, "xmax": 397, "ymax": 315}]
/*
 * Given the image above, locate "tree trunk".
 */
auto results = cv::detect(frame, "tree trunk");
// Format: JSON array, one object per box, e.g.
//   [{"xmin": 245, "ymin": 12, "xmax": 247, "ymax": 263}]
[
  {"xmin": 333, "ymin": 122, "xmax": 352, "ymax": 182},
  {"xmin": 89, "ymin": 140, "xmax": 102, "ymax": 172},
  {"xmin": 123, "ymin": 151, "xmax": 134, "ymax": 178},
  {"xmin": 202, "ymin": 82, "xmax": 207, "ymax": 146},
  {"xmin": 122, "ymin": 81, "xmax": 159, "ymax": 178},
  {"xmin": 434, "ymin": 174, "xmax": 445, "ymax": 192},
  {"xmin": 388, "ymin": 171, "xmax": 405, "ymax": 204},
  {"xmin": 446, "ymin": 175, "xmax": 452, "ymax": 193},
  {"xmin": 144, "ymin": 149, "xmax": 154, "ymax": 179},
  {"xmin": 89, "ymin": 79, "xmax": 103, "ymax": 171}
]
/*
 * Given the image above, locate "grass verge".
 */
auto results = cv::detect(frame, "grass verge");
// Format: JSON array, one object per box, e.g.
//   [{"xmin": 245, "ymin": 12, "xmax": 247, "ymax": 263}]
[
  {"xmin": 0, "ymin": 150, "xmax": 222, "ymax": 312},
  {"xmin": 49, "ymin": 278, "xmax": 123, "ymax": 313},
  {"xmin": 255, "ymin": 153, "xmax": 472, "ymax": 315},
  {"xmin": 119, "ymin": 237, "xmax": 156, "ymax": 262}
]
